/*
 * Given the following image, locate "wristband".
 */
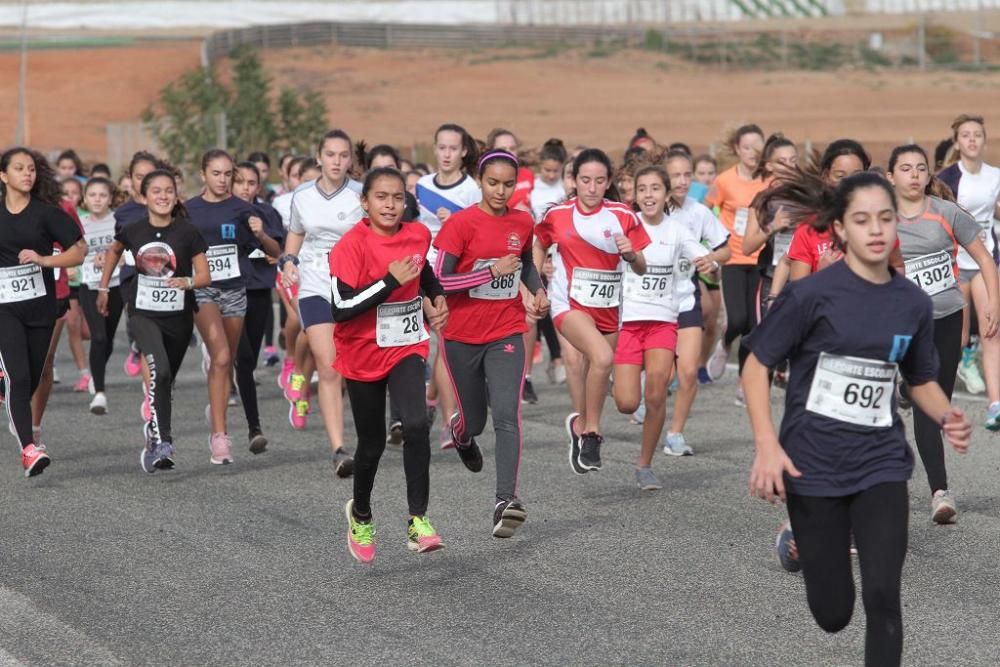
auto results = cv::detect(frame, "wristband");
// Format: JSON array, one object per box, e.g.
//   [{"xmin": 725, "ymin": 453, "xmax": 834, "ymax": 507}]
[
  {"xmin": 96, "ymin": 287, "xmax": 109, "ymax": 293},
  {"xmin": 278, "ymin": 254, "xmax": 299, "ymax": 270}
]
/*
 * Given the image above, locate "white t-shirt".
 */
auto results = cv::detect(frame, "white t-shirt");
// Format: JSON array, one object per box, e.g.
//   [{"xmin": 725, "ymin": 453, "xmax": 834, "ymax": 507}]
[
  {"xmin": 622, "ymin": 214, "xmax": 708, "ymax": 323},
  {"xmin": 81, "ymin": 211, "xmax": 120, "ymax": 288},
  {"xmin": 664, "ymin": 197, "xmax": 730, "ymax": 311},
  {"xmin": 955, "ymin": 162, "xmax": 1000, "ymax": 270},
  {"xmin": 289, "ymin": 179, "xmax": 364, "ymax": 301},
  {"xmin": 530, "ymin": 178, "xmax": 566, "ymax": 222},
  {"xmin": 415, "ymin": 173, "xmax": 481, "ymax": 241},
  {"xmin": 272, "ymin": 191, "xmax": 294, "ymax": 230}
]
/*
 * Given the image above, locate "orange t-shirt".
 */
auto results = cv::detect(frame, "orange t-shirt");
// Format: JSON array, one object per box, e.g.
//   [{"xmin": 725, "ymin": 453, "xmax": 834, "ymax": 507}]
[{"xmin": 705, "ymin": 166, "xmax": 769, "ymax": 266}]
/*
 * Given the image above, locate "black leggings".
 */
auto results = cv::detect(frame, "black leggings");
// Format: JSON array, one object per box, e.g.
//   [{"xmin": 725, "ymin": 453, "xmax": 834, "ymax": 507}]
[
  {"xmin": 263, "ymin": 291, "xmax": 275, "ymax": 348},
  {"xmin": 346, "ymin": 354, "xmax": 431, "ymax": 517},
  {"xmin": 236, "ymin": 288, "xmax": 271, "ymax": 431},
  {"xmin": 78, "ymin": 285, "xmax": 124, "ymax": 393},
  {"xmin": 537, "ymin": 313, "xmax": 561, "ymax": 362},
  {"xmin": 909, "ymin": 310, "xmax": 962, "ymax": 494},
  {"xmin": 0, "ymin": 310, "xmax": 53, "ymax": 448},
  {"xmin": 788, "ymin": 481, "xmax": 908, "ymax": 667},
  {"xmin": 722, "ymin": 264, "xmax": 760, "ymax": 373},
  {"xmin": 130, "ymin": 313, "xmax": 193, "ymax": 445}
]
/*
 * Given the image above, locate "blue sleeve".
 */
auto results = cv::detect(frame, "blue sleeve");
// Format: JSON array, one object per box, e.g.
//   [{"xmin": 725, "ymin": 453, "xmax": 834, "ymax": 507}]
[
  {"xmin": 744, "ymin": 284, "xmax": 811, "ymax": 368},
  {"xmin": 899, "ymin": 296, "xmax": 939, "ymax": 386}
]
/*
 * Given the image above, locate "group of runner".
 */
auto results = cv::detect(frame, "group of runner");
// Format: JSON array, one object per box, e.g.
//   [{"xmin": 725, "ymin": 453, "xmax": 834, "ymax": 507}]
[{"xmin": 2, "ymin": 113, "xmax": 999, "ymax": 667}]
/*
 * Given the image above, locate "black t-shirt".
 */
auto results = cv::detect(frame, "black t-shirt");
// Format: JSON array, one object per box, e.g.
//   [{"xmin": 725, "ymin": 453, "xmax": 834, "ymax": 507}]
[
  {"xmin": 244, "ymin": 200, "xmax": 285, "ymax": 291},
  {"xmin": 115, "ymin": 216, "xmax": 208, "ymax": 318},
  {"xmin": 0, "ymin": 198, "xmax": 82, "ymax": 324},
  {"xmin": 184, "ymin": 195, "xmax": 259, "ymax": 290},
  {"xmin": 114, "ymin": 198, "xmax": 149, "ymax": 283},
  {"xmin": 745, "ymin": 260, "xmax": 939, "ymax": 497},
  {"xmin": 403, "ymin": 191, "xmax": 420, "ymax": 223}
]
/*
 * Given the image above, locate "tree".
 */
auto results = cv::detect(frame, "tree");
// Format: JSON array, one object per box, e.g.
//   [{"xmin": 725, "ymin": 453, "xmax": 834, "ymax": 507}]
[
  {"xmin": 226, "ymin": 45, "xmax": 278, "ymax": 158},
  {"xmin": 277, "ymin": 87, "xmax": 329, "ymax": 155}
]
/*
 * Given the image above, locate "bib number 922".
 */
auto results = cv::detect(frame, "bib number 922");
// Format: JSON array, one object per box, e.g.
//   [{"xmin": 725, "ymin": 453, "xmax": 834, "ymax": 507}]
[{"xmin": 843, "ymin": 383, "xmax": 884, "ymax": 410}]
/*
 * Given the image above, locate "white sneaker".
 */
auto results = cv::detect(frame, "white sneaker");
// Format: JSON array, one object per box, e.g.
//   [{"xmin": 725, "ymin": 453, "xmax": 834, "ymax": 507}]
[
  {"xmin": 957, "ymin": 350, "xmax": 985, "ymax": 395},
  {"xmin": 89, "ymin": 392, "xmax": 108, "ymax": 415},
  {"xmin": 707, "ymin": 340, "xmax": 729, "ymax": 381},
  {"xmin": 931, "ymin": 490, "xmax": 958, "ymax": 524},
  {"xmin": 554, "ymin": 364, "xmax": 567, "ymax": 385}
]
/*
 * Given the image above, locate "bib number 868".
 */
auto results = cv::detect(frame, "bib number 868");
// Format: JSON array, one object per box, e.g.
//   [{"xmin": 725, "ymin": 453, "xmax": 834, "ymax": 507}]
[
  {"xmin": 844, "ymin": 383, "xmax": 885, "ymax": 410},
  {"xmin": 491, "ymin": 274, "xmax": 516, "ymax": 291}
]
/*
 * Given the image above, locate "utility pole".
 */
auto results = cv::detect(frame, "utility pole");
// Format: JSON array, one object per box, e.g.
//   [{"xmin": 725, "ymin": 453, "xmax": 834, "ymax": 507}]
[{"xmin": 15, "ymin": 0, "xmax": 29, "ymax": 145}]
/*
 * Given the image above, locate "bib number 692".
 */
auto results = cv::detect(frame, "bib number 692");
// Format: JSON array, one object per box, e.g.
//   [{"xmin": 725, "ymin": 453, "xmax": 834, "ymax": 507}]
[{"xmin": 843, "ymin": 382, "xmax": 884, "ymax": 410}]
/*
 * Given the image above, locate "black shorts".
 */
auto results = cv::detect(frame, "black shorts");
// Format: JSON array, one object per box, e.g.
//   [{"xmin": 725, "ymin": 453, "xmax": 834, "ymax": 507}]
[
  {"xmin": 69, "ymin": 285, "xmax": 80, "ymax": 300},
  {"xmin": 57, "ymin": 297, "xmax": 70, "ymax": 319}
]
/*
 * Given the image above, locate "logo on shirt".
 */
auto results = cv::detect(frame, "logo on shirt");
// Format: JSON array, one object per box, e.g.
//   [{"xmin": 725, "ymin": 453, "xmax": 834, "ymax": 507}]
[
  {"xmin": 135, "ymin": 242, "xmax": 177, "ymax": 278},
  {"xmin": 602, "ymin": 229, "xmax": 613, "ymax": 239},
  {"xmin": 411, "ymin": 254, "xmax": 424, "ymax": 267},
  {"xmin": 221, "ymin": 223, "xmax": 236, "ymax": 241},
  {"xmin": 888, "ymin": 335, "xmax": 912, "ymax": 362},
  {"xmin": 507, "ymin": 233, "xmax": 521, "ymax": 250}
]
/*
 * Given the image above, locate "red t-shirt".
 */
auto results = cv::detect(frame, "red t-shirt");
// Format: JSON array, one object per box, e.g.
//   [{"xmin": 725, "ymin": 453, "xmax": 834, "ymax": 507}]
[
  {"xmin": 508, "ymin": 167, "xmax": 535, "ymax": 212},
  {"xmin": 433, "ymin": 205, "xmax": 534, "ymax": 344},
  {"xmin": 787, "ymin": 222, "xmax": 832, "ymax": 274},
  {"xmin": 535, "ymin": 199, "xmax": 651, "ymax": 333},
  {"xmin": 331, "ymin": 219, "xmax": 432, "ymax": 382}
]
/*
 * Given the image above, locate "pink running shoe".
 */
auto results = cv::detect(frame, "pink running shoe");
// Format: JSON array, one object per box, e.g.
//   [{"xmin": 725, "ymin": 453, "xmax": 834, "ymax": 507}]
[
  {"xmin": 209, "ymin": 432, "xmax": 233, "ymax": 465},
  {"xmin": 284, "ymin": 372, "xmax": 307, "ymax": 403},
  {"xmin": 278, "ymin": 358, "xmax": 294, "ymax": 391},
  {"xmin": 289, "ymin": 400, "xmax": 308, "ymax": 430},
  {"xmin": 124, "ymin": 349, "xmax": 142, "ymax": 377},
  {"xmin": 21, "ymin": 444, "xmax": 50, "ymax": 478},
  {"xmin": 345, "ymin": 499, "xmax": 376, "ymax": 565},
  {"xmin": 73, "ymin": 373, "xmax": 91, "ymax": 393}
]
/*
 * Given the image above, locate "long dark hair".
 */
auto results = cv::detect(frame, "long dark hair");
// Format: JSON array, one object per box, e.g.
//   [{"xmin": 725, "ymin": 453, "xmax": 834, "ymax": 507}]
[
  {"xmin": 140, "ymin": 169, "xmax": 188, "ymax": 220},
  {"xmin": 434, "ymin": 123, "xmax": 479, "ymax": 175},
  {"xmin": 887, "ymin": 143, "xmax": 953, "ymax": 200},
  {"xmin": 1, "ymin": 147, "xmax": 63, "ymax": 206},
  {"xmin": 570, "ymin": 148, "xmax": 621, "ymax": 203},
  {"xmin": 631, "ymin": 164, "xmax": 674, "ymax": 214}
]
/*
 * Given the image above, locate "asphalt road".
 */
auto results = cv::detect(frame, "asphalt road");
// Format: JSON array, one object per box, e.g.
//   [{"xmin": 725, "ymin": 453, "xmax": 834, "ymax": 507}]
[{"xmin": 1, "ymin": 339, "xmax": 999, "ymax": 666}]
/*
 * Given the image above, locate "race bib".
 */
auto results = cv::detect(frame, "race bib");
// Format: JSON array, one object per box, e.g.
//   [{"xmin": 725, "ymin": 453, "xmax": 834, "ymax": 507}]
[
  {"xmin": 123, "ymin": 250, "xmax": 136, "ymax": 267},
  {"xmin": 206, "ymin": 244, "xmax": 241, "ymax": 281},
  {"xmin": 248, "ymin": 249, "xmax": 267, "ymax": 260},
  {"xmin": 135, "ymin": 274, "xmax": 184, "ymax": 312},
  {"xmin": 306, "ymin": 250, "xmax": 331, "ymax": 273},
  {"xmin": 376, "ymin": 297, "xmax": 429, "ymax": 348},
  {"xmin": 0, "ymin": 264, "xmax": 45, "ymax": 304},
  {"xmin": 905, "ymin": 250, "xmax": 955, "ymax": 296},
  {"xmin": 734, "ymin": 208, "xmax": 749, "ymax": 236},
  {"xmin": 623, "ymin": 264, "xmax": 672, "ymax": 303},
  {"xmin": 806, "ymin": 352, "xmax": 896, "ymax": 428},
  {"xmin": 470, "ymin": 259, "xmax": 519, "ymax": 300},
  {"xmin": 570, "ymin": 267, "xmax": 621, "ymax": 308},
  {"xmin": 772, "ymin": 231, "xmax": 794, "ymax": 266},
  {"xmin": 83, "ymin": 252, "xmax": 120, "ymax": 288}
]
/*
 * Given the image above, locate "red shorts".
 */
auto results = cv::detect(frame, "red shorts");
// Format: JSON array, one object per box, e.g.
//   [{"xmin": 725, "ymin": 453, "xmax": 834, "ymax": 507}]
[
  {"xmin": 613, "ymin": 321, "xmax": 678, "ymax": 365},
  {"xmin": 554, "ymin": 309, "xmax": 618, "ymax": 336},
  {"xmin": 275, "ymin": 272, "xmax": 298, "ymax": 303}
]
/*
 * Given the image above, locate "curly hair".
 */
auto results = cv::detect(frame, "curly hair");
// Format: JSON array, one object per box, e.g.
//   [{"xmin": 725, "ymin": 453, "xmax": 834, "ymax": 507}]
[{"xmin": 1, "ymin": 147, "xmax": 63, "ymax": 207}]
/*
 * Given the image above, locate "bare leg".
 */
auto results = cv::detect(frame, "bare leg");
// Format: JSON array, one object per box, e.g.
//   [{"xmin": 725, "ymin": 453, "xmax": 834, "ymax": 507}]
[
  {"xmin": 194, "ymin": 304, "xmax": 233, "ymax": 434},
  {"xmin": 305, "ymin": 323, "xmax": 345, "ymax": 452},
  {"xmin": 670, "ymin": 327, "xmax": 703, "ymax": 434},
  {"xmin": 558, "ymin": 311, "xmax": 616, "ymax": 434}
]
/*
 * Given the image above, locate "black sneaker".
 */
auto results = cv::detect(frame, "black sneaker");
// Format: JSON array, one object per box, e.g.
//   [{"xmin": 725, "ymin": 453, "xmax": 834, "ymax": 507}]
[
  {"xmin": 578, "ymin": 432, "xmax": 603, "ymax": 471},
  {"xmin": 334, "ymin": 448, "xmax": 354, "ymax": 478},
  {"xmin": 521, "ymin": 379, "xmax": 538, "ymax": 404},
  {"xmin": 565, "ymin": 413, "xmax": 587, "ymax": 475},
  {"xmin": 492, "ymin": 499, "xmax": 527, "ymax": 538},
  {"xmin": 386, "ymin": 420, "xmax": 404, "ymax": 447},
  {"xmin": 248, "ymin": 427, "xmax": 268, "ymax": 455},
  {"xmin": 450, "ymin": 418, "xmax": 483, "ymax": 473}
]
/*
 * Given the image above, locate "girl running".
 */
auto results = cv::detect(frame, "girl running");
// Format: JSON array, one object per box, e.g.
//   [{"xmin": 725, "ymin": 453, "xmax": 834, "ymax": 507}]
[
  {"xmin": 98, "ymin": 169, "xmax": 210, "ymax": 472},
  {"xmin": 0, "ymin": 147, "xmax": 86, "ymax": 476},
  {"xmin": 232, "ymin": 161, "xmax": 286, "ymax": 454},
  {"xmin": 658, "ymin": 152, "xmax": 731, "ymax": 456},
  {"xmin": 333, "ymin": 167, "xmax": 449, "ymax": 564},
  {"xmin": 705, "ymin": 124, "xmax": 767, "ymax": 393},
  {"xmin": 744, "ymin": 171, "xmax": 972, "ymax": 667},
  {"xmin": 887, "ymin": 143, "xmax": 999, "ymax": 524},
  {"xmin": 534, "ymin": 148, "xmax": 650, "ymax": 474},
  {"xmin": 486, "ymin": 129, "xmax": 534, "ymax": 214},
  {"xmin": 530, "ymin": 139, "xmax": 568, "ymax": 221},
  {"xmin": 435, "ymin": 149, "xmax": 548, "ymax": 536},
  {"xmin": 937, "ymin": 114, "xmax": 1000, "ymax": 411},
  {"xmin": 186, "ymin": 149, "xmax": 280, "ymax": 465},
  {"xmin": 614, "ymin": 164, "xmax": 720, "ymax": 490},
  {"xmin": 280, "ymin": 130, "xmax": 361, "ymax": 477},
  {"xmin": 416, "ymin": 124, "xmax": 481, "ymax": 447},
  {"xmin": 78, "ymin": 177, "xmax": 123, "ymax": 415}
]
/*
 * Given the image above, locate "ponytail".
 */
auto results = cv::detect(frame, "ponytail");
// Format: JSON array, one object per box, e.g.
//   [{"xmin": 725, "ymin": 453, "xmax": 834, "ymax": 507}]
[{"xmin": 435, "ymin": 123, "xmax": 479, "ymax": 175}]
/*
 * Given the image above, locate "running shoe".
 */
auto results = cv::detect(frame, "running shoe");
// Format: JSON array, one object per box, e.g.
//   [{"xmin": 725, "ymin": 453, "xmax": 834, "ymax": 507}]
[
  {"xmin": 492, "ymin": 499, "xmax": 527, "ymax": 538},
  {"xmin": 957, "ymin": 345, "xmax": 985, "ymax": 395},
  {"xmin": 522, "ymin": 379, "xmax": 538, "ymax": 404},
  {"xmin": 334, "ymin": 447, "xmax": 354, "ymax": 478},
  {"xmin": 775, "ymin": 521, "xmax": 801, "ymax": 573},
  {"xmin": 209, "ymin": 433, "xmax": 234, "ymax": 465},
  {"xmin": 89, "ymin": 392, "xmax": 108, "ymax": 416},
  {"xmin": 697, "ymin": 367, "xmax": 713, "ymax": 385},
  {"xmin": 52, "ymin": 367, "xmax": 60, "ymax": 384},
  {"xmin": 87, "ymin": 375, "xmax": 95, "ymax": 396},
  {"xmin": 227, "ymin": 387, "xmax": 239, "ymax": 407},
  {"xmin": 386, "ymin": 420, "xmax": 404, "ymax": 447},
  {"xmin": 154, "ymin": 440, "xmax": 175, "ymax": 471},
  {"xmin": 635, "ymin": 466, "xmax": 662, "ymax": 491},
  {"xmin": 931, "ymin": 490, "xmax": 958, "ymax": 525},
  {"xmin": 734, "ymin": 388, "xmax": 747, "ymax": 409},
  {"xmin": 707, "ymin": 340, "xmax": 729, "ymax": 381},
  {"xmin": 140, "ymin": 388, "xmax": 152, "ymax": 423},
  {"xmin": 264, "ymin": 345, "xmax": 280, "ymax": 368},
  {"xmin": 630, "ymin": 401, "xmax": 646, "ymax": 425},
  {"xmin": 289, "ymin": 400, "xmax": 308, "ymax": 430},
  {"xmin": 668, "ymin": 375, "xmax": 679, "ymax": 394},
  {"xmin": 545, "ymin": 363, "xmax": 556, "ymax": 384},
  {"xmin": 278, "ymin": 358, "xmax": 294, "ymax": 390},
  {"xmin": 21, "ymin": 444, "xmax": 50, "ymax": 478},
  {"xmin": 284, "ymin": 372, "xmax": 307, "ymax": 403},
  {"xmin": 440, "ymin": 425, "xmax": 455, "ymax": 450},
  {"xmin": 985, "ymin": 402, "xmax": 1000, "ymax": 432},
  {"xmin": 124, "ymin": 348, "xmax": 141, "ymax": 377},
  {"xmin": 450, "ymin": 417, "xmax": 483, "ymax": 473},
  {"xmin": 663, "ymin": 432, "xmax": 693, "ymax": 456},
  {"xmin": 73, "ymin": 373, "xmax": 91, "ymax": 393},
  {"xmin": 140, "ymin": 424, "xmax": 158, "ymax": 474},
  {"xmin": 578, "ymin": 432, "xmax": 603, "ymax": 471},
  {"xmin": 565, "ymin": 412, "xmax": 587, "ymax": 475},
  {"xmin": 773, "ymin": 370, "xmax": 788, "ymax": 390},
  {"xmin": 248, "ymin": 427, "xmax": 268, "ymax": 455},
  {"xmin": 407, "ymin": 516, "xmax": 443, "ymax": 553},
  {"xmin": 345, "ymin": 499, "xmax": 376, "ymax": 565},
  {"xmin": 553, "ymin": 363, "xmax": 566, "ymax": 385}
]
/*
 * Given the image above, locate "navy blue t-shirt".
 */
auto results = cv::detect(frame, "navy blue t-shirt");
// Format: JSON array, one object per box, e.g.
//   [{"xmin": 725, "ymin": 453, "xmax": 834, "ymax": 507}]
[
  {"xmin": 184, "ymin": 195, "xmax": 259, "ymax": 290},
  {"xmin": 114, "ymin": 199, "xmax": 149, "ymax": 283},
  {"xmin": 242, "ymin": 200, "xmax": 285, "ymax": 291},
  {"xmin": 746, "ymin": 260, "xmax": 939, "ymax": 497}
]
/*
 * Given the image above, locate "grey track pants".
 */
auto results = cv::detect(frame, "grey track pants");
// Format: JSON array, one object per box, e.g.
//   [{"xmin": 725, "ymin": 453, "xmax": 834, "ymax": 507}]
[{"xmin": 442, "ymin": 334, "xmax": 525, "ymax": 502}]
